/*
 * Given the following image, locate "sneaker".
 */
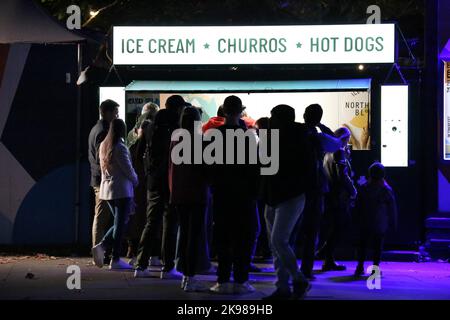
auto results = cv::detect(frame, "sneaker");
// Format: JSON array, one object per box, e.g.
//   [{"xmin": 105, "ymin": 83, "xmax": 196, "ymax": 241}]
[
  {"xmin": 160, "ymin": 268, "xmax": 183, "ymax": 279},
  {"xmin": 234, "ymin": 282, "xmax": 256, "ymax": 294},
  {"xmin": 184, "ymin": 277, "xmax": 208, "ymax": 292},
  {"xmin": 109, "ymin": 258, "xmax": 133, "ymax": 270},
  {"xmin": 262, "ymin": 288, "xmax": 292, "ymax": 300},
  {"xmin": 128, "ymin": 257, "xmax": 137, "ymax": 267},
  {"xmin": 181, "ymin": 276, "xmax": 188, "ymax": 289},
  {"xmin": 210, "ymin": 282, "xmax": 234, "ymax": 294},
  {"xmin": 134, "ymin": 268, "xmax": 152, "ymax": 278},
  {"xmin": 322, "ymin": 262, "xmax": 347, "ymax": 271},
  {"xmin": 249, "ymin": 264, "xmax": 262, "ymax": 273},
  {"xmin": 92, "ymin": 244, "xmax": 105, "ymax": 268},
  {"xmin": 292, "ymin": 280, "xmax": 311, "ymax": 300},
  {"xmin": 149, "ymin": 256, "xmax": 163, "ymax": 267}
]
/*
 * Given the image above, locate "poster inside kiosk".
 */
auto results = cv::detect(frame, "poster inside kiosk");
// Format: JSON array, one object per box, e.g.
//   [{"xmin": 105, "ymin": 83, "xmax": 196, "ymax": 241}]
[{"xmin": 113, "ymin": 24, "xmax": 396, "ymax": 65}]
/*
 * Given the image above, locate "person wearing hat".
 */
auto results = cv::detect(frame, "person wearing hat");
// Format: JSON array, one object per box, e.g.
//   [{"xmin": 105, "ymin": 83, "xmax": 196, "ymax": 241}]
[
  {"xmin": 354, "ymin": 162, "xmax": 397, "ymax": 277},
  {"xmin": 317, "ymin": 127, "xmax": 357, "ymax": 272},
  {"xmin": 208, "ymin": 95, "xmax": 260, "ymax": 295}
]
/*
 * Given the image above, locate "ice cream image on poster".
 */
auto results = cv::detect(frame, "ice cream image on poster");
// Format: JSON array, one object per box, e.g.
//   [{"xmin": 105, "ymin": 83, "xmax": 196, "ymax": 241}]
[{"xmin": 381, "ymin": 85, "xmax": 409, "ymax": 167}]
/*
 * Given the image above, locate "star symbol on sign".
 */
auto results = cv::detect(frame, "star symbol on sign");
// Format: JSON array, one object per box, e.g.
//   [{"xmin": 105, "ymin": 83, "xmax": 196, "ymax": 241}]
[
  {"xmin": 204, "ymin": 43, "xmax": 210, "ymax": 49},
  {"xmin": 296, "ymin": 42, "xmax": 302, "ymax": 49}
]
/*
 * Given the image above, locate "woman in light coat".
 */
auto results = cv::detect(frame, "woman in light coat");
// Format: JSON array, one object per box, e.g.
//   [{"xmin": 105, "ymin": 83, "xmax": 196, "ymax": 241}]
[{"xmin": 92, "ymin": 118, "xmax": 138, "ymax": 269}]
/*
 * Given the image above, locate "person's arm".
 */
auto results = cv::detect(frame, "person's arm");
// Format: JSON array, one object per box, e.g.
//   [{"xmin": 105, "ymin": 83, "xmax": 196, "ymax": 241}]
[
  {"xmin": 94, "ymin": 130, "xmax": 107, "ymax": 167},
  {"xmin": 318, "ymin": 132, "xmax": 342, "ymax": 153},
  {"xmin": 317, "ymin": 123, "xmax": 335, "ymax": 136},
  {"xmin": 116, "ymin": 143, "xmax": 139, "ymax": 187}
]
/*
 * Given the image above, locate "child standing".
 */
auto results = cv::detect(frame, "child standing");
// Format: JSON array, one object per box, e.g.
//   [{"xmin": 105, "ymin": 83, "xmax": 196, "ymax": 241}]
[{"xmin": 354, "ymin": 162, "xmax": 397, "ymax": 276}]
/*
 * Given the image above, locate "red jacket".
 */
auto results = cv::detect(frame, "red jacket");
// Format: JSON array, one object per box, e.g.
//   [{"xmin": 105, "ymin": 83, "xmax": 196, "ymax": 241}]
[{"xmin": 202, "ymin": 116, "xmax": 225, "ymax": 132}]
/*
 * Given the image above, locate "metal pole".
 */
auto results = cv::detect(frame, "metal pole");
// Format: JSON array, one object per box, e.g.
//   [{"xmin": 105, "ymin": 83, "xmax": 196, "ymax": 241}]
[{"xmin": 75, "ymin": 42, "xmax": 82, "ymax": 245}]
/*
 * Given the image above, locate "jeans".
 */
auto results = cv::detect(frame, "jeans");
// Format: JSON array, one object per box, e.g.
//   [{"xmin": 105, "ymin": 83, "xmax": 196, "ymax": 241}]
[
  {"xmin": 101, "ymin": 198, "xmax": 132, "ymax": 261},
  {"xmin": 265, "ymin": 194, "xmax": 308, "ymax": 291},
  {"xmin": 213, "ymin": 195, "xmax": 258, "ymax": 284},
  {"xmin": 136, "ymin": 187, "xmax": 178, "ymax": 270}
]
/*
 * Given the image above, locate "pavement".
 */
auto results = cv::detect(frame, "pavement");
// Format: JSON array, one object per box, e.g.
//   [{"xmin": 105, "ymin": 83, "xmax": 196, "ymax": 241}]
[{"xmin": 1, "ymin": 255, "xmax": 450, "ymax": 300}]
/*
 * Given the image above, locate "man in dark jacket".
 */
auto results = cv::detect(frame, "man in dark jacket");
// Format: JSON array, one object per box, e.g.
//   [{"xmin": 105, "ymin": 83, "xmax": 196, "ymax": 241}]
[
  {"xmin": 88, "ymin": 99, "xmax": 119, "ymax": 263},
  {"xmin": 299, "ymin": 104, "xmax": 342, "ymax": 280},
  {"xmin": 135, "ymin": 95, "xmax": 186, "ymax": 279},
  {"xmin": 208, "ymin": 95, "xmax": 260, "ymax": 295},
  {"xmin": 261, "ymin": 104, "xmax": 312, "ymax": 300}
]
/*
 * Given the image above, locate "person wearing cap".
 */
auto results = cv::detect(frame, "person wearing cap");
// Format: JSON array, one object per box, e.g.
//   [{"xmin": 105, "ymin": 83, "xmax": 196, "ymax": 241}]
[
  {"xmin": 317, "ymin": 127, "xmax": 357, "ymax": 272},
  {"xmin": 354, "ymin": 162, "xmax": 398, "ymax": 277},
  {"xmin": 127, "ymin": 102, "xmax": 159, "ymax": 148},
  {"xmin": 208, "ymin": 95, "xmax": 260, "ymax": 295}
]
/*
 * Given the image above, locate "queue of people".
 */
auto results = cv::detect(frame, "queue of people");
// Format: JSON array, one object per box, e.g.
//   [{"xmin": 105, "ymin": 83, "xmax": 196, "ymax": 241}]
[{"xmin": 88, "ymin": 95, "xmax": 398, "ymax": 300}]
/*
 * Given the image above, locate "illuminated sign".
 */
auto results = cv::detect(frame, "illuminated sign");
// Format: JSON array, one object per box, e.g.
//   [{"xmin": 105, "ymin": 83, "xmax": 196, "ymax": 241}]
[{"xmin": 113, "ymin": 24, "xmax": 396, "ymax": 65}]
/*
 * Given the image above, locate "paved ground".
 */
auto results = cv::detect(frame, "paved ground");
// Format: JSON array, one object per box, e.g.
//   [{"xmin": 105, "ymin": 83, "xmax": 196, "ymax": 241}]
[{"xmin": 0, "ymin": 255, "xmax": 450, "ymax": 300}]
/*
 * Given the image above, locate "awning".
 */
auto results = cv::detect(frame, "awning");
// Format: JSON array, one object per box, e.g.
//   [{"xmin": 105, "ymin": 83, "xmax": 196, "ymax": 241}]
[
  {"xmin": 0, "ymin": 0, "xmax": 84, "ymax": 44},
  {"xmin": 125, "ymin": 79, "xmax": 372, "ymax": 92}
]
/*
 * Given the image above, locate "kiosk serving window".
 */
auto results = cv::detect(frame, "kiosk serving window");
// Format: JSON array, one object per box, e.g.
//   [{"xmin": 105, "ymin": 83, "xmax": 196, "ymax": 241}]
[{"xmin": 125, "ymin": 80, "xmax": 371, "ymax": 150}]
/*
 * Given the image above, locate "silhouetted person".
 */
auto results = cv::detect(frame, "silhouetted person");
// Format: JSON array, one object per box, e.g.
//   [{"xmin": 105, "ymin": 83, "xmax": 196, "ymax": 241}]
[
  {"xmin": 318, "ymin": 127, "xmax": 357, "ymax": 271},
  {"xmin": 134, "ymin": 95, "xmax": 186, "ymax": 279},
  {"xmin": 261, "ymin": 105, "xmax": 311, "ymax": 300},
  {"xmin": 170, "ymin": 107, "xmax": 210, "ymax": 292},
  {"xmin": 208, "ymin": 95, "xmax": 259, "ymax": 295},
  {"xmin": 126, "ymin": 119, "xmax": 153, "ymax": 263},
  {"xmin": 299, "ymin": 104, "xmax": 342, "ymax": 280},
  {"xmin": 354, "ymin": 162, "xmax": 397, "ymax": 277},
  {"xmin": 88, "ymin": 99, "xmax": 119, "ymax": 265}
]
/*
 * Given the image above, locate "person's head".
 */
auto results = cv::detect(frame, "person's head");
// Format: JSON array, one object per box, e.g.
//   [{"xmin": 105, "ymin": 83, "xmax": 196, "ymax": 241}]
[
  {"xmin": 165, "ymin": 95, "xmax": 186, "ymax": 115},
  {"xmin": 101, "ymin": 118, "xmax": 126, "ymax": 172},
  {"xmin": 217, "ymin": 105, "xmax": 225, "ymax": 118},
  {"xmin": 304, "ymin": 104, "xmax": 323, "ymax": 127},
  {"xmin": 99, "ymin": 99, "xmax": 119, "ymax": 123},
  {"xmin": 334, "ymin": 127, "xmax": 351, "ymax": 147},
  {"xmin": 369, "ymin": 162, "xmax": 386, "ymax": 181},
  {"xmin": 223, "ymin": 95, "xmax": 245, "ymax": 122},
  {"xmin": 241, "ymin": 109, "xmax": 248, "ymax": 118},
  {"xmin": 255, "ymin": 117, "xmax": 270, "ymax": 130},
  {"xmin": 180, "ymin": 106, "xmax": 201, "ymax": 131},
  {"xmin": 271, "ymin": 104, "xmax": 296, "ymax": 127},
  {"xmin": 142, "ymin": 102, "xmax": 159, "ymax": 117},
  {"xmin": 137, "ymin": 119, "xmax": 151, "ymax": 139}
]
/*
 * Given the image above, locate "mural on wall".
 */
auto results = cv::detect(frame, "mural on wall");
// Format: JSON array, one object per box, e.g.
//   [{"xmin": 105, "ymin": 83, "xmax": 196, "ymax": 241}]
[{"xmin": 0, "ymin": 44, "xmax": 90, "ymax": 245}]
